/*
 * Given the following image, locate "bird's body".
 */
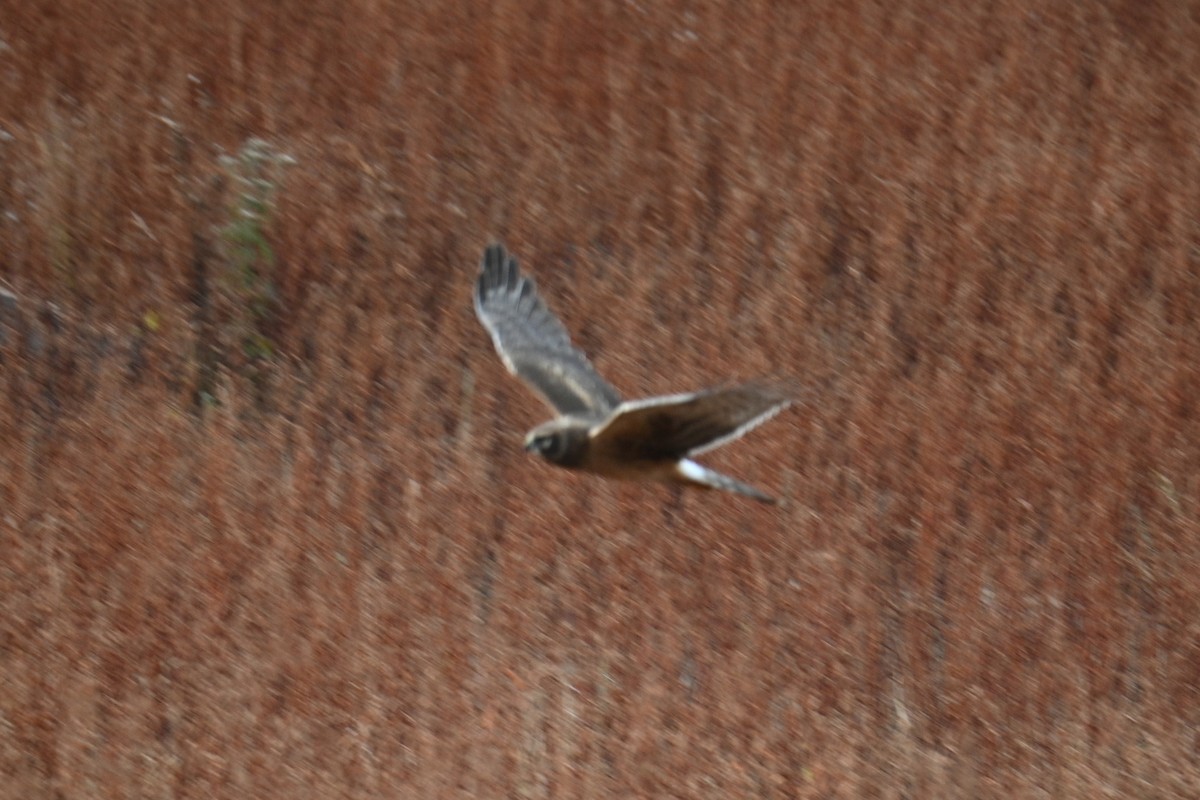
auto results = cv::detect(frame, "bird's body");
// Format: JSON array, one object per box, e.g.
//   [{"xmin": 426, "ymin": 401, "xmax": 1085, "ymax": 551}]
[{"xmin": 474, "ymin": 244, "xmax": 792, "ymax": 503}]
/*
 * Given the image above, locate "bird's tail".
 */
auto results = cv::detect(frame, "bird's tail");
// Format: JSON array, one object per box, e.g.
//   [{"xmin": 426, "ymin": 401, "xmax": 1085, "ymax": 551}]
[{"xmin": 676, "ymin": 459, "xmax": 776, "ymax": 504}]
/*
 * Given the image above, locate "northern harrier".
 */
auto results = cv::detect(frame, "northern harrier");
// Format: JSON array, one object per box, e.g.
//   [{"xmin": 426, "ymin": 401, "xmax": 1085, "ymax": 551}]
[{"xmin": 474, "ymin": 244, "xmax": 792, "ymax": 503}]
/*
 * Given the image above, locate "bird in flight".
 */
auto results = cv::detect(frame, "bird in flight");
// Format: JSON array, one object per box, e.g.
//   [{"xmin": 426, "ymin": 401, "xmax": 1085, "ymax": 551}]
[{"xmin": 474, "ymin": 244, "xmax": 792, "ymax": 503}]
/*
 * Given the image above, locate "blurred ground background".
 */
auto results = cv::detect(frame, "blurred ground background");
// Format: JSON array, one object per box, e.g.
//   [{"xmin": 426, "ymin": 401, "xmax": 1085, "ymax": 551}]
[{"xmin": 2, "ymin": 1, "xmax": 1199, "ymax": 797}]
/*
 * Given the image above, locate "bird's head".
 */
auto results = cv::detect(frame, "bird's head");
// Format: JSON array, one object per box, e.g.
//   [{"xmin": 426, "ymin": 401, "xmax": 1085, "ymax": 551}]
[{"xmin": 523, "ymin": 419, "xmax": 589, "ymax": 467}]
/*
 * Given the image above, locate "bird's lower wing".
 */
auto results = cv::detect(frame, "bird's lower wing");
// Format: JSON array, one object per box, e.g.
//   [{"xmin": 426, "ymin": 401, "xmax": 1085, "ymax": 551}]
[{"xmin": 590, "ymin": 382, "xmax": 793, "ymax": 461}]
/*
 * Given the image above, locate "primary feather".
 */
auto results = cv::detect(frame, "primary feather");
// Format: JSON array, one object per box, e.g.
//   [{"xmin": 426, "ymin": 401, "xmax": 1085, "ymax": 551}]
[{"xmin": 474, "ymin": 245, "xmax": 621, "ymax": 416}]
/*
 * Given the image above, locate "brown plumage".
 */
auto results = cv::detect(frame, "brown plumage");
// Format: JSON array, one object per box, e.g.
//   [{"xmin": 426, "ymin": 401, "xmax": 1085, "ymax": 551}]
[{"xmin": 475, "ymin": 244, "xmax": 793, "ymax": 503}]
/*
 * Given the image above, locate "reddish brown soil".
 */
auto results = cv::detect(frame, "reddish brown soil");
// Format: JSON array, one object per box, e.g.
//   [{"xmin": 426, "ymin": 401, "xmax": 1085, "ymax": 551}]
[{"xmin": 2, "ymin": 2, "xmax": 1199, "ymax": 797}]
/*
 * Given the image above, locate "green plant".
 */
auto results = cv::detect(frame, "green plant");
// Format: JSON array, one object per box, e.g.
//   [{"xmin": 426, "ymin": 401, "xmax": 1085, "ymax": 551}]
[
  {"xmin": 216, "ymin": 138, "xmax": 295, "ymax": 403},
  {"xmin": 219, "ymin": 138, "xmax": 293, "ymax": 353}
]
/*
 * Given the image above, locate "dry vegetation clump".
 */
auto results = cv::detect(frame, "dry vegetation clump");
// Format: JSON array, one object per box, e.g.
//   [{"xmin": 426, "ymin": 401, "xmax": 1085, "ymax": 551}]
[{"xmin": 2, "ymin": 1, "xmax": 1199, "ymax": 798}]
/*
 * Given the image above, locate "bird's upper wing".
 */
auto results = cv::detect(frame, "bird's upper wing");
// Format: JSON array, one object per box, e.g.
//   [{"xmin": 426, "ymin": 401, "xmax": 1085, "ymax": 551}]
[
  {"xmin": 589, "ymin": 382, "xmax": 793, "ymax": 461},
  {"xmin": 474, "ymin": 244, "xmax": 621, "ymax": 416}
]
